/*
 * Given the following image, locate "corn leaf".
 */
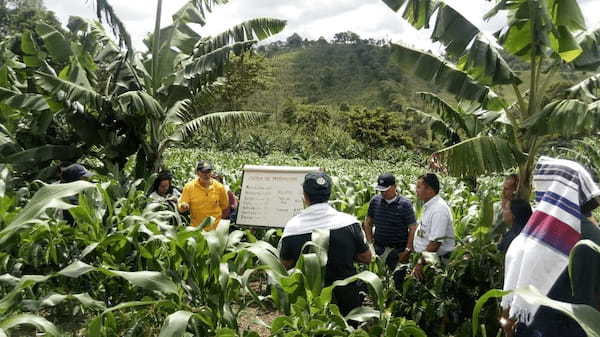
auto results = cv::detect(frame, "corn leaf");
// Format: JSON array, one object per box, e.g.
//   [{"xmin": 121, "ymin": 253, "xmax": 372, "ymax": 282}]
[{"xmin": 158, "ymin": 310, "xmax": 193, "ymax": 337}]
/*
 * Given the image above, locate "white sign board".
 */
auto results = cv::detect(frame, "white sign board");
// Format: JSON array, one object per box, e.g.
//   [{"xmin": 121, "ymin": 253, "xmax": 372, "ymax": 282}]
[{"xmin": 236, "ymin": 165, "xmax": 321, "ymax": 228}]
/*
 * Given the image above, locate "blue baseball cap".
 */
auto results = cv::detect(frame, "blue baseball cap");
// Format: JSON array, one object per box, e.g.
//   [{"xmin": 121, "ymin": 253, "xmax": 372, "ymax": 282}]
[{"xmin": 61, "ymin": 164, "xmax": 93, "ymax": 183}]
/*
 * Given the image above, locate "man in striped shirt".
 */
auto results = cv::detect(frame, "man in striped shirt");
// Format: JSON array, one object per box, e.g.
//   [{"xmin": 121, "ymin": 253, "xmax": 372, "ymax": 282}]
[{"xmin": 363, "ymin": 173, "xmax": 417, "ymax": 286}]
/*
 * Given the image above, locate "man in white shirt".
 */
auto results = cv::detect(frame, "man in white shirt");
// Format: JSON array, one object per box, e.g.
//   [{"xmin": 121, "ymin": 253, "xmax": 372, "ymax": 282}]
[{"xmin": 412, "ymin": 173, "xmax": 455, "ymax": 279}]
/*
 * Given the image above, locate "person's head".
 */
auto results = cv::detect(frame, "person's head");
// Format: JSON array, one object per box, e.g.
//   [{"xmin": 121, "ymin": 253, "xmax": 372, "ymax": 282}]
[
  {"xmin": 60, "ymin": 164, "xmax": 93, "ymax": 183},
  {"xmin": 151, "ymin": 171, "xmax": 174, "ymax": 197},
  {"xmin": 582, "ymin": 196, "xmax": 600, "ymax": 217},
  {"xmin": 581, "ymin": 165, "xmax": 600, "ymax": 217},
  {"xmin": 502, "ymin": 199, "xmax": 532, "ymax": 228},
  {"xmin": 196, "ymin": 160, "xmax": 214, "ymax": 183},
  {"xmin": 375, "ymin": 173, "xmax": 396, "ymax": 200},
  {"xmin": 502, "ymin": 174, "xmax": 519, "ymax": 201},
  {"xmin": 302, "ymin": 172, "xmax": 332, "ymax": 206},
  {"xmin": 415, "ymin": 173, "xmax": 440, "ymax": 202}
]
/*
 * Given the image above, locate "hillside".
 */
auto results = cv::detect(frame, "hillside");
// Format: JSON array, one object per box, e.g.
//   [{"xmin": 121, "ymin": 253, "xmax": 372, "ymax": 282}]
[{"xmin": 245, "ymin": 41, "xmax": 438, "ymax": 114}]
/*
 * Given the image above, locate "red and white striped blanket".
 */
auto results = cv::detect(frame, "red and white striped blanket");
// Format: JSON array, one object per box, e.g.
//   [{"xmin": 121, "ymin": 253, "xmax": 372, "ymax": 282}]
[{"xmin": 502, "ymin": 156, "xmax": 600, "ymax": 324}]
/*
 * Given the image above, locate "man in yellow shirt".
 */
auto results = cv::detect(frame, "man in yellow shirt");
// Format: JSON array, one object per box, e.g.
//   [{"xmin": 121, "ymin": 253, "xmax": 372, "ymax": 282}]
[{"xmin": 178, "ymin": 161, "xmax": 229, "ymax": 231}]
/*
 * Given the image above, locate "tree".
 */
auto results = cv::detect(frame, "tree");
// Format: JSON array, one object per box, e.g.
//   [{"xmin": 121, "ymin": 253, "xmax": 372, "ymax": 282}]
[
  {"xmin": 382, "ymin": 0, "xmax": 600, "ymax": 198},
  {"xmin": 0, "ymin": 0, "xmax": 64, "ymax": 40},
  {"xmin": 286, "ymin": 33, "xmax": 303, "ymax": 48},
  {"xmin": 0, "ymin": 0, "xmax": 286, "ymax": 177},
  {"xmin": 333, "ymin": 31, "xmax": 361, "ymax": 44},
  {"xmin": 316, "ymin": 36, "xmax": 328, "ymax": 46},
  {"xmin": 345, "ymin": 106, "xmax": 414, "ymax": 149}
]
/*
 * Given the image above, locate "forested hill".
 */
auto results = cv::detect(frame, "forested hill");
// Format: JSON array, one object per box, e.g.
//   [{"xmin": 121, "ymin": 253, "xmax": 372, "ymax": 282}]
[
  {"xmin": 249, "ymin": 36, "xmax": 436, "ymax": 112},
  {"xmin": 246, "ymin": 33, "xmax": 578, "ymax": 115}
]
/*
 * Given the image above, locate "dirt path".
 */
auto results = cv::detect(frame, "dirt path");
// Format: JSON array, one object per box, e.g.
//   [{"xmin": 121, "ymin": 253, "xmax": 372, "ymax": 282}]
[{"xmin": 238, "ymin": 304, "xmax": 281, "ymax": 337}]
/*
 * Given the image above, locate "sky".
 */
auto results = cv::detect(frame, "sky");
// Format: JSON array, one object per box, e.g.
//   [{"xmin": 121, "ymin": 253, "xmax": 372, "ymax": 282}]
[{"xmin": 43, "ymin": 0, "xmax": 600, "ymax": 52}]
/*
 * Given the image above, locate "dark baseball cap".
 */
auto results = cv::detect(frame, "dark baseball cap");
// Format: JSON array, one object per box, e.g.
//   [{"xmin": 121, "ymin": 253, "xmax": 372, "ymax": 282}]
[
  {"xmin": 375, "ymin": 173, "xmax": 396, "ymax": 191},
  {"xmin": 303, "ymin": 172, "xmax": 332, "ymax": 196},
  {"xmin": 61, "ymin": 164, "xmax": 93, "ymax": 183},
  {"xmin": 196, "ymin": 160, "xmax": 214, "ymax": 172}
]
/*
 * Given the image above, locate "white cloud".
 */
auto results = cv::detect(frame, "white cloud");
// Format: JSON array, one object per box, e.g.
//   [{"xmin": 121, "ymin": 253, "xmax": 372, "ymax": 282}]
[{"xmin": 42, "ymin": 0, "xmax": 598, "ymax": 52}]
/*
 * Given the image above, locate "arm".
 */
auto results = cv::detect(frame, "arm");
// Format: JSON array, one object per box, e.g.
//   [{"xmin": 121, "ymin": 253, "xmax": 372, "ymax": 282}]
[
  {"xmin": 228, "ymin": 191, "xmax": 238, "ymax": 209},
  {"xmin": 363, "ymin": 216, "xmax": 374, "ymax": 243},
  {"xmin": 279, "ymin": 235, "xmax": 305, "ymax": 270},
  {"xmin": 355, "ymin": 250, "xmax": 372, "ymax": 264},
  {"xmin": 399, "ymin": 224, "xmax": 417, "ymax": 263},
  {"xmin": 281, "ymin": 259, "xmax": 296, "ymax": 270},
  {"xmin": 426, "ymin": 209, "xmax": 451, "ymax": 253},
  {"xmin": 407, "ymin": 224, "xmax": 417, "ymax": 252},
  {"xmin": 353, "ymin": 223, "xmax": 372, "ymax": 264},
  {"xmin": 424, "ymin": 241, "xmax": 441, "ymax": 252},
  {"xmin": 399, "ymin": 203, "xmax": 418, "ymax": 263},
  {"xmin": 219, "ymin": 186, "xmax": 229, "ymax": 211},
  {"xmin": 178, "ymin": 185, "xmax": 190, "ymax": 212},
  {"xmin": 500, "ymin": 308, "xmax": 515, "ymax": 337}
]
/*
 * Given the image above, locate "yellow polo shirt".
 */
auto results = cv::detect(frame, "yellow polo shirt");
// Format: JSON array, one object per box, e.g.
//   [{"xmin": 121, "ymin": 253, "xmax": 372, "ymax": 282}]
[{"xmin": 178, "ymin": 178, "xmax": 229, "ymax": 230}]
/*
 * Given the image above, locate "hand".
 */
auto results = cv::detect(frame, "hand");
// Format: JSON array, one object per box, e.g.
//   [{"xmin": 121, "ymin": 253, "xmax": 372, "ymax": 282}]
[
  {"xmin": 412, "ymin": 262, "xmax": 424, "ymax": 280},
  {"xmin": 179, "ymin": 202, "xmax": 190, "ymax": 212},
  {"xmin": 398, "ymin": 250, "xmax": 410, "ymax": 263},
  {"xmin": 500, "ymin": 317, "xmax": 515, "ymax": 337}
]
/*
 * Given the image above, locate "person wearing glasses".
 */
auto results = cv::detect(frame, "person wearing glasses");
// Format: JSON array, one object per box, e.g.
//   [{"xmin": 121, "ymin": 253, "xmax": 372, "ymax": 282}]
[{"xmin": 178, "ymin": 160, "xmax": 229, "ymax": 231}]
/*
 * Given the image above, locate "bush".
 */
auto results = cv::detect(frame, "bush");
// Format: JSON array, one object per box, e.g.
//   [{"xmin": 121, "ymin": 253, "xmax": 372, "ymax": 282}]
[{"xmin": 344, "ymin": 107, "xmax": 415, "ymax": 149}]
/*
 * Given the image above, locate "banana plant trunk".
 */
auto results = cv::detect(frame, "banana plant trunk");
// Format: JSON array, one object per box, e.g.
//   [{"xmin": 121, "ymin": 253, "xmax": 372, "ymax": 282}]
[{"xmin": 517, "ymin": 155, "xmax": 535, "ymax": 201}]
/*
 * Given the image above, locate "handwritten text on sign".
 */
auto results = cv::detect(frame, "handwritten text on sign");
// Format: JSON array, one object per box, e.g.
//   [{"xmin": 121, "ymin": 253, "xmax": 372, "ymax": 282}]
[{"xmin": 237, "ymin": 166, "xmax": 320, "ymax": 228}]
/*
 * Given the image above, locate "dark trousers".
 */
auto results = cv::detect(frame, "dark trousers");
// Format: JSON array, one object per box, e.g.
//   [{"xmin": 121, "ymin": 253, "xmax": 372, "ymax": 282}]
[
  {"xmin": 332, "ymin": 282, "xmax": 363, "ymax": 316},
  {"xmin": 375, "ymin": 245, "xmax": 406, "ymax": 289}
]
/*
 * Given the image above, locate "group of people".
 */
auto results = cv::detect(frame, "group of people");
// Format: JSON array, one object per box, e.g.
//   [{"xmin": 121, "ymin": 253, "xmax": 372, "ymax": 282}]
[
  {"xmin": 279, "ymin": 171, "xmax": 456, "ymax": 316},
  {"xmin": 279, "ymin": 157, "xmax": 600, "ymax": 337},
  {"xmin": 499, "ymin": 158, "xmax": 600, "ymax": 337},
  {"xmin": 147, "ymin": 161, "xmax": 239, "ymax": 229},
  {"xmin": 58, "ymin": 157, "xmax": 600, "ymax": 336}
]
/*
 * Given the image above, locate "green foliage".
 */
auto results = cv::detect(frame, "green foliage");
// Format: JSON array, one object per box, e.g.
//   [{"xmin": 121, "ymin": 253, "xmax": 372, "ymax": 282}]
[
  {"xmin": 4, "ymin": 149, "xmax": 591, "ymax": 336},
  {"xmin": 381, "ymin": 0, "xmax": 600, "ymax": 199},
  {"xmin": 250, "ymin": 37, "xmax": 428, "ymax": 111},
  {"xmin": 0, "ymin": 0, "xmax": 65, "ymax": 40},
  {"xmin": 345, "ymin": 106, "xmax": 415, "ymax": 149},
  {"xmin": 0, "ymin": 0, "xmax": 286, "ymax": 179}
]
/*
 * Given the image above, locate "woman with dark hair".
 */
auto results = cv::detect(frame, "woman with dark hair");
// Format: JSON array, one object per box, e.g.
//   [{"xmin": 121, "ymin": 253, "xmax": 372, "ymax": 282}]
[
  {"xmin": 497, "ymin": 199, "xmax": 533, "ymax": 253},
  {"xmin": 148, "ymin": 171, "xmax": 180, "ymax": 206}
]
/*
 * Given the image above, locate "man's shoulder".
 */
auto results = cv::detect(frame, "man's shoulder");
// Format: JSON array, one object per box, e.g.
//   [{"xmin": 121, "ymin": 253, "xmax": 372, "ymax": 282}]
[
  {"xmin": 183, "ymin": 180, "xmax": 196, "ymax": 190},
  {"xmin": 396, "ymin": 195, "xmax": 413, "ymax": 207},
  {"xmin": 210, "ymin": 180, "xmax": 225, "ymax": 190},
  {"xmin": 370, "ymin": 194, "xmax": 383, "ymax": 205}
]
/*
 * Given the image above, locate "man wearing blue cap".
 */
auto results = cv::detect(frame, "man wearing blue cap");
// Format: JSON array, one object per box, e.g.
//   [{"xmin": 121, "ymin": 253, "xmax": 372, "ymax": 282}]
[
  {"xmin": 60, "ymin": 163, "xmax": 93, "ymax": 183},
  {"xmin": 59, "ymin": 163, "xmax": 94, "ymax": 225},
  {"xmin": 363, "ymin": 173, "xmax": 416, "ymax": 287},
  {"xmin": 279, "ymin": 172, "xmax": 372, "ymax": 317}
]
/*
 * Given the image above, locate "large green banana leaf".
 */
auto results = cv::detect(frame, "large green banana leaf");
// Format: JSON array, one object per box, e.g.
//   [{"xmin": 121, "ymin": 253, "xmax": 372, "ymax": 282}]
[{"xmin": 436, "ymin": 136, "xmax": 527, "ymax": 177}]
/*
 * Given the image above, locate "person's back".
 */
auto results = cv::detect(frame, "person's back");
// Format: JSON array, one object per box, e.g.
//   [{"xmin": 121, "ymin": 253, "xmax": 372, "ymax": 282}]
[
  {"xmin": 514, "ymin": 218, "xmax": 600, "ymax": 337},
  {"xmin": 279, "ymin": 172, "xmax": 371, "ymax": 317},
  {"xmin": 501, "ymin": 157, "xmax": 600, "ymax": 337},
  {"xmin": 280, "ymin": 221, "xmax": 366, "ymax": 284}
]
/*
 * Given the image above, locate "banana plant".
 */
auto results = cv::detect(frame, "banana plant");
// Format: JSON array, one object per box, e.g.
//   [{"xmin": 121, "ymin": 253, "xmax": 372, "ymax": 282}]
[
  {"xmin": 382, "ymin": 0, "xmax": 600, "ymax": 199},
  {"xmin": 0, "ymin": 0, "xmax": 286, "ymax": 177}
]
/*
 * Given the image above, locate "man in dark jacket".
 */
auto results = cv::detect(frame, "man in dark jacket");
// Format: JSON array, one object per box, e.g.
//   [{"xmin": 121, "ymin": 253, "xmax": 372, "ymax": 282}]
[{"xmin": 279, "ymin": 172, "xmax": 372, "ymax": 316}]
